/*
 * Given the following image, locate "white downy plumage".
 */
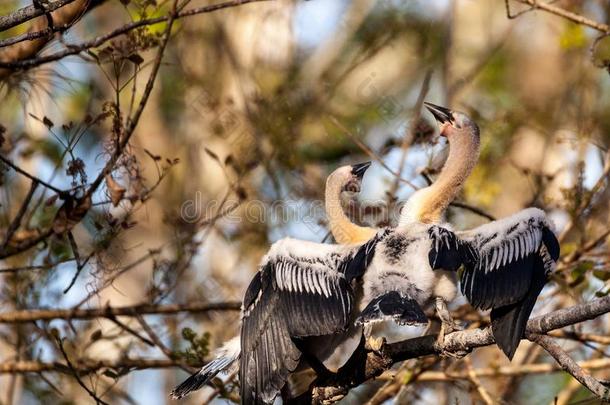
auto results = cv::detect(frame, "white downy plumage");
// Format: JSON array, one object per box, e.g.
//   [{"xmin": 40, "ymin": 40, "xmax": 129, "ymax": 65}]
[
  {"xmin": 356, "ymin": 103, "xmax": 560, "ymax": 360},
  {"xmin": 170, "ymin": 162, "xmax": 377, "ymax": 403}
]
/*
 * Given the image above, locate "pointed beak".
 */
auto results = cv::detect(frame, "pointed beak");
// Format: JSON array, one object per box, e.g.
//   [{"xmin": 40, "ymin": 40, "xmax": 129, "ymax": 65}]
[
  {"xmin": 424, "ymin": 102, "xmax": 453, "ymax": 124},
  {"xmin": 351, "ymin": 161, "xmax": 371, "ymax": 179}
]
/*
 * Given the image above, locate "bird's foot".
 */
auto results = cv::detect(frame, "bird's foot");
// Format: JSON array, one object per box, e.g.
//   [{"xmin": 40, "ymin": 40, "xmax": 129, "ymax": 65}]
[
  {"xmin": 440, "ymin": 347, "xmax": 470, "ymax": 359},
  {"xmin": 434, "ymin": 296, "xmax": 466, "ymax": 358},
  {"xmin": 436, "ymin": 319, "xmax": 467, "ymax": 358}
]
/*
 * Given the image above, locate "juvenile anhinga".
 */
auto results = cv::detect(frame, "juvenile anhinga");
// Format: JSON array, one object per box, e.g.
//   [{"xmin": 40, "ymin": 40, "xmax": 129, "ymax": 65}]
[
  {"xmin": 326, "ymin": 162, "xmax": 377, "ymax": 245},
  {"xmin": 357, "ymin": 103, "xmax": 560, "ymax": 359},
  {"xmin": 170, "ymin": 163, "xmax": 380, "ymax": 401}
]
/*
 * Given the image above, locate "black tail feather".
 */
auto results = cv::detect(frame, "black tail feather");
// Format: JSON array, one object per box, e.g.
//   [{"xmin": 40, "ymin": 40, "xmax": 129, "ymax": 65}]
[
  {"xmin": 490, "ymin": 254, "xmax": 548, "ymax": 360},
  {"xmin": 356, "ymin": 291, "xmax": 427, "ymax": 326}
]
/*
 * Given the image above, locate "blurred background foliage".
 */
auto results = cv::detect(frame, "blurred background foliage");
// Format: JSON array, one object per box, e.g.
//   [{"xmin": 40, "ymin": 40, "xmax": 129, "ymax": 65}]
[{"xmin": 0, "ymin": 0, "xmax": 609, "ymax": 404}]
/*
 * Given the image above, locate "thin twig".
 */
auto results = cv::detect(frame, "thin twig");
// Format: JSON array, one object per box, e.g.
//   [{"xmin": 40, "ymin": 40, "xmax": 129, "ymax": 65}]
[
  {"xmin": 0, "ymin": 301, "xmax": 241, "ymax": 323},
  {"xmin": 509, "ymin": 0, "xmax": 609, "ymax": 33},
  {"xmin": 62, "ymin": 249, "xmax": 94, "ymax": 294},
  {"xmin": 106, "ymin": 315, "xmax": 154, "ymax": 347},
  {"xmin": 329, "ymin": 116, "xmax": 418, "ymax": 190},
  {"xmin": 387, "ymin": 72, "xmax": 431, "ymax": 202},
  {"xmin": 464, "ymin": 357, "xmax": 495, "ymax": 405},
  {"xmin": 0, "ymin": 0, "xmax": 273, "ymax": 71},
  {"xmin": 0, "ymin": 358, "xmax": 192, "ymax": 374},
  {"xmin": 449, "ymin": 201, "xmax": 496, "ymax": 221},
  {"xmin": 528, "ymin": 334, "xmax": 610, "ymax": 400},
  {"xmin": 378, "ymin": 357, "xmax": 610, "ymax": 381},
  {"xmin": 0, "ymin": 0, "xmax": 77, "ymax": 32},
  {"xmin": 56, "ymin": 337, "xmax": 111, "ymax": 405},
  {"xmin": 1, "ymin": 179, "xmax": 39, "ymax": 250},
  {"xmin": 0, "ymin": 154, "xmax": 65, "ymax": 195}
]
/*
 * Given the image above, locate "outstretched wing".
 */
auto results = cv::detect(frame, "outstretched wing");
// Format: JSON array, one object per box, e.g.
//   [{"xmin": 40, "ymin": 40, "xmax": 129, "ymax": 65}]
[
  {"xmin": 427, "ymin": 208, "xmax": 559, "ymax": 359},
  {"xmin": 239, "ymin": 238, "xmax": 370, "ymax": 404},
  {"xmin": 457, "ymin": 207, "xmax": 559, "ymax": 310}
]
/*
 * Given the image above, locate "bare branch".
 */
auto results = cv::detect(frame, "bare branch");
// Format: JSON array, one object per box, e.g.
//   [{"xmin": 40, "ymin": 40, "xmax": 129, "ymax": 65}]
[
  {"xmin": 0, "ymin": 0, "xmax": 77, "ymax": 32},
  {"xmin": 449, "ymin": 201, "xmax": 496, "ymax": 221},
  {"xmin": 511, "ymin": 0, "xmax": 610, "ymax": 33},
  {"xmin": 0, "ymin": 301, "xmax": 241, "ymax": 324},
  {"xmin": 528, "ymin": 334, "xmax": 610, "ymax": 400},
  {"xmin": 1, "ymin": 179, "xmax": 39, "ymax": 250},
  {"xmin": 0, "ymin": 358, "xmax": 185, "ymax": 374},
  {"xmin": 329, "ymin": 116, "xmax": 418, "ymax": 190},
  {"xmin": 386, "ymin": 357, "xmax": 610, "ymax": 381},
  {"xmin": 0, "ymin": 154, "xmax": 65, "ymax": 195},
  {"xmin": 308, "ymin": 295, "xmax": 610, "ymax": 402},
  {"xmin": 0, "ymin": 0, "xmax": 273, "ymax": 72},
  {"xmin": 56, "ymin": 336, "xmax": 111, "ymax": 405}
]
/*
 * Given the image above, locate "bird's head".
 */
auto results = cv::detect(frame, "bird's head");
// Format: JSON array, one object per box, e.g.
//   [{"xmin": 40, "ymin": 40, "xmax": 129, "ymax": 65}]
[
  {"xmin": 424, "ymin": 102, "xmax": 479, "ymax": 141},
  {"xmin": 327, "ymin": 162, "xmax": 371, "ymax": 193},
  {"xmin": 345, "ymin": 161, "xmax": 371, "ymax": 193}
]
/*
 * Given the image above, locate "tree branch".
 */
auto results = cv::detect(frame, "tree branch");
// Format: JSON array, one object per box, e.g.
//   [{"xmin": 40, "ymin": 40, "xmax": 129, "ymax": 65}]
[
  {"xmin": 0, "ymin": 0, "xmax": 78, "ymax": 32},
  {"xmin": 511, "ymin": 0, "xmax": 610, "ymax": 34},
  {"xmin": 0, "ymin": 301, "xmax": 241, "ymax": 323},
  {"xmin": 0, "ymin": 0, "xmax": 272, "ymax": 72},
  {"xmin": 528, "ymin": 334, "xmax": 610, "ymax": 400},
  {"xmin": 56, "ymin": 336, "xmax": 111, "ymax": 405},
  {"xmin": 0, "ymin": 358, "xmax": 184, "ymax": 374},
  {"xmin": 1, "ymin": 179, "xmax": 39, "ymax": 250},
  {"xmin": 387, "ymin": 357, "xmax": 610, "ymax": 381},
  {"xmin": 309, "ymin": 295, "xmax": 610, "ymax": 402}
]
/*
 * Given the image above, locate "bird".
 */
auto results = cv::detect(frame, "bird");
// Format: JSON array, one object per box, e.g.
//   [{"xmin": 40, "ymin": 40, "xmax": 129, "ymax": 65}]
[
  {"xmin": 326, "ymin": 161, "xmax": 377, "ymax": 245},
  {"xmin": 356, "ymin": 102, "xmax": 560, "ymax": 360},
  {"xmin": 170, "ymin": 162, "xmax": 380, "ymax": 401}
]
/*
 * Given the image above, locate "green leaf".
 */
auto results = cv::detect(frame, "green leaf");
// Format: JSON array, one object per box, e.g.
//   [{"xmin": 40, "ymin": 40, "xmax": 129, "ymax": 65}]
[{"xmin": 559, "ymin": 23, "xmax": 587, "ymax": 50}]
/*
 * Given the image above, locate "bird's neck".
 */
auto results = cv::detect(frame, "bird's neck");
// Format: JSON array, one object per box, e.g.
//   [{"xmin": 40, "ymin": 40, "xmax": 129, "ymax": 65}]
[
  {"xmin": 400, "ymin": 134, "xmax": 480, "ymax": 225},
  {"xmin": 325, "ymin": 175, "xmax": 377, "ymax": 244}
]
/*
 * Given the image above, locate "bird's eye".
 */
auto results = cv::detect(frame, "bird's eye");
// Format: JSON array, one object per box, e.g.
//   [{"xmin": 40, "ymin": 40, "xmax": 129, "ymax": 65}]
[{"xmin": 344, "ymin": 180, "xmax": 361, "ymax": 193}]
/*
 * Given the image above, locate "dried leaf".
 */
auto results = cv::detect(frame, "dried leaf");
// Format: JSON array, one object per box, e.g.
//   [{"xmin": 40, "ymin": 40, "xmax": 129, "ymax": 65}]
[
  {"xmin": 43, "ymin": 116, "xmax": 54, "ymax": 129},
  {"xmin": 52, "ymin": 195, "xmax": 92, "ymax": 234},
  {"xmin": 66, "ymin": 158, "xmax": 85, "ymax": 177},
  {"xmin": 204, "ymin": 147, "xmax": 220, "ymax": 162},
  {"xmin": 128, "ymin": 53, "xmax": 144, "ymax": 65},
  {"xmin": 105, "ymin": 175, "xmax": 126, "ymax": 207}
]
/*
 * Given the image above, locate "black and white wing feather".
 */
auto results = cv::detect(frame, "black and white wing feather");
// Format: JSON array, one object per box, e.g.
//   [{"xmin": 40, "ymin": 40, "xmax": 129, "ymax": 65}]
[
  {"xmin": 458, "ymin": 207, "xmax": 559, "ymax": 359},
  {"xmin": 457, "ymin": 207, "xmax": 559, "ymax": 310},
  {"xmin": 427, "ymin": 208, "xmax": 559, "ymax": 359},
  {"xmin": 239, "ymin": 238, "xmax": 374, "ymax": 404}
]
